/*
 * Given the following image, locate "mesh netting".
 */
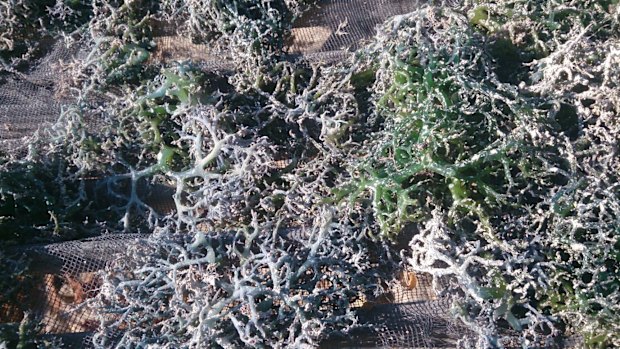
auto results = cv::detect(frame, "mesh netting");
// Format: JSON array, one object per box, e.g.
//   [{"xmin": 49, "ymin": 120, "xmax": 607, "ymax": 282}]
[{"xmin": 0, "ymin": 41, "xmax": 71, "ymax": 153}]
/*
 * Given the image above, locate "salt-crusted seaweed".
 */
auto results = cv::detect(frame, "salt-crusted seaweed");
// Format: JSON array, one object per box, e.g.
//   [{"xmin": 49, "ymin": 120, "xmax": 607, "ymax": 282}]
[{"xmin": 1, "ymin": 0, "xmax": 619, "ymax": 347}]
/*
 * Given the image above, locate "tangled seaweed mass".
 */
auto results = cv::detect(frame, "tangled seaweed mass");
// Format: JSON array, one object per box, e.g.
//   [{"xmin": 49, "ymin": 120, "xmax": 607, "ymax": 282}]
[{"xmin": 1, "ymin": 0, "xmax": 619, "ymax": 348}]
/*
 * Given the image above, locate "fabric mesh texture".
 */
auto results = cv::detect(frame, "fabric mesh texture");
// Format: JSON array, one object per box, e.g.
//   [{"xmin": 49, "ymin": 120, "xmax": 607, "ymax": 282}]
[{"xmin": 0, "ymin": 42, "xmax": 68, "ymax": 152}]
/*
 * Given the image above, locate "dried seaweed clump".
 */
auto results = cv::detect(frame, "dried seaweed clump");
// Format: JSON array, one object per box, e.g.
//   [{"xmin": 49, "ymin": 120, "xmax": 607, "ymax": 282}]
[
  {"xmin": 84, "ymin": 49, "xmax": 386, "ymax": 348},
  {"xmin": 94, "ymin": 212, "xmax": 384, "ymax": 348},
  {"xmin": 337, "ymin": 2, "xmax": 620, "ymax": 347},
  {"xmin": 53, "ymin": 1, "xmax": 388, "ymax": 347}
]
